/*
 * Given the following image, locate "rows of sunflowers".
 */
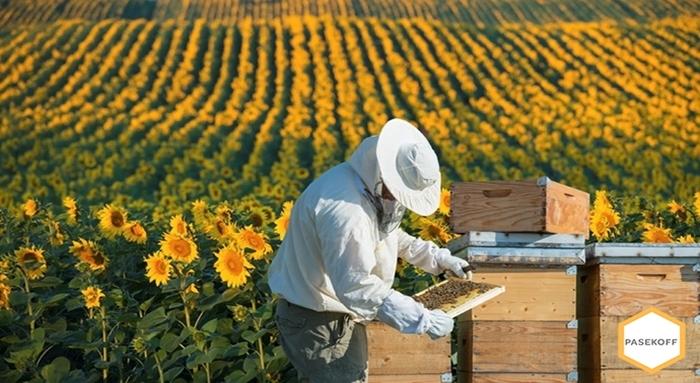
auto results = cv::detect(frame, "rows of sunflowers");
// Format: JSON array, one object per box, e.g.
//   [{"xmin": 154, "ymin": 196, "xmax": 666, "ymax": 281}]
[
  {"xmin": 0, "ymin": 190, "xmax": 698, "ymax": 382},
  {"xmin": 1, "ymin": 0, "xmax": 699, "ymax": 381},
  {"xmin": 1, "ymin": 16, "xmax": 699, "ymax": 215},
  {"xmin": 1, "ymin": 0, "xmax": 699, "ymax": 26}
]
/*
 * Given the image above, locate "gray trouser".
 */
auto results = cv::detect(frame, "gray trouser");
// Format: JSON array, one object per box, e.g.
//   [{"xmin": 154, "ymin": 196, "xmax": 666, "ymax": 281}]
[{"xmin": 275, "ymin": 298, "xmax": 368, "ymax": 383}]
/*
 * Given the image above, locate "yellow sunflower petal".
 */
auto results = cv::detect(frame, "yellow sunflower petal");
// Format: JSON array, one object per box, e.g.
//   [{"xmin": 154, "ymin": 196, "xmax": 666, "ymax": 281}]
[
  {"xmin": 15, "ymin": 246, "xmax": 47, "ymax": 280},
  {"xmin": 169, "ymin": 214, "xmax": 189, "ymax": 237},
  {"xmin": 23, "ymin": 198, "xmax": 38, "ymax": 218},
  {"xmin": 275, "ymin": 201, "xmax": 293, "ymax": 240},
  {"xmin": 0, "ymin": 281, "xmax": 10, "ymax": 310},
  {"xmin": 214, "ymin": 243, "xmax": 253, "ymax": 288},
  {"xmin": 159, "ymin": 232, "xmax": 198, "ymax": 264},
  {"xmin": 97, "ymin": 204, "xmax": 128, "ymax": 238},
  {"xmin": 69, "ymin": 238, "xmax": 108, "ymax": 271},
  {"xmin": 438, "ymin": 188, "xmax": 451, "ymax": 216},
  {"xmin": 237, "ymin": 225, "xmax": 272, "ymax": 260},
  {"xmin": 81, "ymin": 286, "xmax": 105, "ymax": 309},
  {"xmin": 642, "ymin": 223, "xmax": 673, "ymax": 243},
  {"xmin": 145, "ymin": 251, "xmax": 172, "ymax": 286},
  {"xmin": 123, "ymin": 221, "xmax": 148, "ymax": 244},
  {"xmin": 63, "ymin": 196, "xmax": 78, "ymax": 224}
]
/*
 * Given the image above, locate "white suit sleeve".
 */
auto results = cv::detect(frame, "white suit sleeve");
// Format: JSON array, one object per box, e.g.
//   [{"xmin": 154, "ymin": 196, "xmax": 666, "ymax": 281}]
[
  {"xmin": 395, "ymin": 229, "xmax": 443, "ymax": 275},
  {"xmin": 316, "ymin": 205, "xmax": 392, "ymax": 320},
  {"xmin": 376, "ymin": 289, "xmax": 432, "ymax": 334}
]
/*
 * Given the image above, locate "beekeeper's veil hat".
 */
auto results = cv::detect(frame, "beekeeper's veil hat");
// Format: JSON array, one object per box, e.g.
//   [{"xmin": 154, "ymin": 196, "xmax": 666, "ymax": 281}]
[{"xmin": 376, "ymin": 118, "xmax": 441, "ymax": 216}]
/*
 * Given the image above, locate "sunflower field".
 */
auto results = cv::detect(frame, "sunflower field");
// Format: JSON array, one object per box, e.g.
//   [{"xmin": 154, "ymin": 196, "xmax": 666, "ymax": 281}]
[{"xmin": 0, "ymin": 0, "xmax": 699, "ymax": 381}]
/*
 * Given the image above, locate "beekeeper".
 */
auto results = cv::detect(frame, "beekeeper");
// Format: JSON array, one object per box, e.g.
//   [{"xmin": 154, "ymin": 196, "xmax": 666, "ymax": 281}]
[{"xmin": 267, "ymin": 118, "xmax": 471, "ymax": 382}]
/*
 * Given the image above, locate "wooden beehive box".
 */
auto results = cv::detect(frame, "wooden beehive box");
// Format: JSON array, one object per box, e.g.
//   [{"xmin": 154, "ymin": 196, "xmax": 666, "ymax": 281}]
[
  {"xmin": 450, "ymin": 177, "xmax": 589, "ymax": 238},
  {"xmin": 449, "ymin": 232, "xmax": 584, "ymax": 383},
  {"xmin": 366, "ymin": 321, "xmax": 452, "ymax": 382},
  {"xmin": 578, "ymin": 244, "xmax": 700, "ymax": 383}
]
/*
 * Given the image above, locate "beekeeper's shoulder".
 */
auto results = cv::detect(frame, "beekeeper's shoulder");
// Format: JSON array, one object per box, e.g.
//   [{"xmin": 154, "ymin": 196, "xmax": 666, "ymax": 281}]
[{"xmin": 309, "ymin": 163, "xmax": 374, "ymax": 226}]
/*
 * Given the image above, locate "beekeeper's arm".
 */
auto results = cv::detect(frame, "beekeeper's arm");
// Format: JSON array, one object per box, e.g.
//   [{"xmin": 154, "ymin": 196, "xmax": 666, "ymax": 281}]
[
  {"xmin": 317, "ymin": 205, "xmax": 453, "ymax": 338},
  {"xmin": 396, "ymin": 228, "xmax": 472, "ymax": 279}
]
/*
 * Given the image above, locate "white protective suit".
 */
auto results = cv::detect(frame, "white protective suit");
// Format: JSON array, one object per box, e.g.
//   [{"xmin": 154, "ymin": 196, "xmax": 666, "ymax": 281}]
[{"xmin": 268, "ymin": 135, "xmax": 460, "ymax": 335}]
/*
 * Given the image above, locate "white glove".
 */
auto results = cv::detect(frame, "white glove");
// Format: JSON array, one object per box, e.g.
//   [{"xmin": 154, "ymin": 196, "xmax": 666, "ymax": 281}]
[
  {"xmin": 435, "ymin": 249, "xmax": 472, "ymax": 280},
  {"xmin": 426, "ymin": 309, "xmax": 454, "ymax": 340},
  {"xmin": 376, "ymin": 289, "xmax": 431, "ymax": 334}
]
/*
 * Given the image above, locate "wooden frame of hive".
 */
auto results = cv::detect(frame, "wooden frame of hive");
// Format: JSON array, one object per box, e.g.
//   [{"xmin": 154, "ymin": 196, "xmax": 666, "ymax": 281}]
[
  {"xmin": 578, "ymin": 243, "xmax": 700, "ymax": 383},
  {"xmin": 449, "ymin": 232, "xmax": 585, "ymax": 383}
]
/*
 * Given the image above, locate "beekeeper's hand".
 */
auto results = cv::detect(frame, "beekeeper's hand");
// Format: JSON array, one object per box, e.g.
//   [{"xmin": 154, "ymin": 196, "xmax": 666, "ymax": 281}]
[
  {"xmin": 426, "ymin": 309, "xmax": 454, "ymax": 340},
  {"xmin": 435, "ymin": 249, "xmax": 472, "ymax": 280},
  {"xmin": 376, "ymin": 290, "xmax": 433, "ymax": 334}
]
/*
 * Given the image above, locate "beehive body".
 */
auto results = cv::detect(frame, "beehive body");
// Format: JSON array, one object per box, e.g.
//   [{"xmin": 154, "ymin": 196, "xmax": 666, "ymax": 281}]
[
  {"xmin": 450, "ymin": 177, "xmax": 589, "ymax": 237},
  {"xmin": 456, "ymin": 266, "xmax": 579, "ymax": 383},
  {"xmin": 578, "ymin": 244, "xmax": 700, "ymax": 383},
  {"xmin": 449, "ymin": 232, "xmax": 584, "ymax": 383},
  {"xmin": 366, "ymin": 321, "xmax": 451, "ymax": 382}
]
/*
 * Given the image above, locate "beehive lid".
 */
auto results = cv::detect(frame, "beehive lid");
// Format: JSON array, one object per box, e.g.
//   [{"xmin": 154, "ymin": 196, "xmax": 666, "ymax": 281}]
[
  {"xmin": 447, "ymin": 231, "xmax": 586, "ymax": 266},
  {"xmin": 586, "ymin": 243, "xmax": 700, "ymax": 265},
  {"xmin": 413, "ymin": 279, "xmax": 506, "ymax": 318}
]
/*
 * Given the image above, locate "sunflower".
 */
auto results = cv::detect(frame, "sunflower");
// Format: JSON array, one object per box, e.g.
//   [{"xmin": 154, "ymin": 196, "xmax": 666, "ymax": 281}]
[
  {"xmin": 590, "ymin": 207, "xmax": 620, "ymax": 241},
  {"xmin": 215, "ymin": 204, "xmax": 233, "ymax": 220},
  {"xmin": 418, "ymin": 218, "xmax": 453, "ymax": 244},
  {"xmin": 47, "ymin": 219, "xmax": 65, "ymax": 246},
  {"xmin": 667, "ymin": 200, "xmax": 684, "ymax": 215},
  {"xmin": 259, "ymin": 206, "xmax": 275, "ymax": 223},
  {"xmin": 81, "ymin": 286, "xmax": 105, "ymax": 309},
  {"xmin": 208, "ymin": 183, "xmax": 222, "ymax": 200},
  {"xmin": 97, "ymin": 204, "xmax": 128, "ymax": 238},
  {"xmin": 677, "ymin": 234, "xmax": 695, "ymax": 244},
  {"xmin": 160, "ymin": 232, "xmax": 198, "ymax": 264},
  {"xmin": 15, "ymin": 246, "xmax": 47, "ymax": 280},
  {"xmin": 275, "ymin": 201, "xmax": 293, "ymax": 240},
  {"xmin": 642, "ymin": 223, "xmax": 673, "ymax": 243},
  {"xmin": 191, "ymin": 199, "xmax": 209, "ymax": 224},
  {"xmin": 247, "ymin": 207, "xmax": 267, "ymax": 228},
  {"xmin": 145, "ymin": 251, "xmax": 172, "ymax": 286},
  {"xmin": 169, "ymin": 214, "xmax": 189, "ymax": 237},
  {"xmin": 295, "ymin": 167, "xmax": 310, "ymax": 180},
  {"xmin": 236, "ymin": 225, "xmax": 273, "ymax": 260},
  {"xmin": 236, "ymin": 198, "xmax": 260, "ymax": 213},
  {"xmin": 214, "ymin": 243, "xmax": 253, "ymax": 288},
  {"xmin": 589, "ymin": 190, "xmax": 621, "ymax": 241},
  {"xmin": 23, "ymin": 198, "xmax": 38, "ymax": 218},
  {"xmin": 69, "ymin": 238, "xmax": 108, "ymax": 271},
  {"xmin": 694, "ymin": 192, "xmax": 700, "ymax": 216},
  {"xmin": 230, "ymin": 304, "xmax": 248, "ymax": 321},
  {"xmin": 0, "ymin": 275, "xmax": 10, "ymax": 310},
  {"xmin": 185, "ymin": 283, "xmax": 199, "ymax": 295},
  {"xmin": 593, "ymin": 190, "xmax": 612, "ymax": 207},
  {"xmin": 438, "ymin": 188, "xmax": 451, "ymax": 216},
  {"xmin": 63, "ymin": 196, "xmax": 78, "ymax": 225},
  {"xmin": 123, "ymin": 221, "xmax": 148, "ymax": 244},
  {"xmin": 205, "ymin": 217, "xmax": 235, "ymax": 243}
]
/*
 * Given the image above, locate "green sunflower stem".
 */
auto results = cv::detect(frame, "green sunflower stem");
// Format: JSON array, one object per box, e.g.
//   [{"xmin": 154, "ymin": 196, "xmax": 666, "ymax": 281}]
[
  {"xmin": 204, "ymin": 361, "xmax": 212, "ymax": 383},
  {"xmin": 153, "ymin": 352, "xmax": 165, "ymax": 383},
  {"xmin": 184, "ymin": 301, "xmax": 192, "ymax": 329},
  {"xmin": 251, "ymin": 299, "xmax": 266, "ymax": 380},
  {"xmin": 180, "ymin": 290, "xmax": 192, "ymax": 329},
  {"xmin": 22, "ymin": 273, "xmax": 34, "ymax": 337},
  {"xmin": 178, "ymin": 269, "xmax": 193, "ymax": 329},
  {"xmin": 100, "ymin": 307, "xmax": 109, "ymax": 382}
]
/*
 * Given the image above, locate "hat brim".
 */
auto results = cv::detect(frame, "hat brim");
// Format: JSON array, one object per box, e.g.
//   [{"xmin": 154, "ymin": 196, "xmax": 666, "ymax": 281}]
[{"xmin": 376, "ymin": 119, "xmax": 440, "ymax": 216}]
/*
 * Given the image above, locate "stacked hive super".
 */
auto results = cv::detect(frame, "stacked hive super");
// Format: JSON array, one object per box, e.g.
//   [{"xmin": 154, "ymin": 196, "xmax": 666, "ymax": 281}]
[
  {"xmin": 578, "ymin": 243, "xmax": 700, "ymax": 382},
  {"xmin": 366, "ymin": 322, "xmax": 452, "ymax": 382},
  {"xmin": 448, "ymin": 177, "xmax": 589, "ymax": 383}
]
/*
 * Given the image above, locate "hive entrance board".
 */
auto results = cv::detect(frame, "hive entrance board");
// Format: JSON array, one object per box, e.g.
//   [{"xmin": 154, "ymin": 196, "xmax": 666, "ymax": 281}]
[{"xmin": 413, "ymin": 279, "xmax": 505, "ymax": 318}]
